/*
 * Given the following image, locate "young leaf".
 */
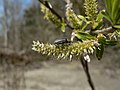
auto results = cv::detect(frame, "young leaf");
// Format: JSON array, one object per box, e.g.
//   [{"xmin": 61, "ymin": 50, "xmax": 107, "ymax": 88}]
[
  {"xmin": 75, "ymin": 31, "xmax": 96, "ymax": 40},
  {"xmin": 61, "ymin": 20, "xmax": 66, "ymax": 32},
  {"xmin": 112, "ymin": 0, "xmax": 120, "ymax": 23},
  {"xmin": 113, "ymin": 25, "xmax": 120, "ymax": 29},
  {"xmin": 77, "ymin": 15, "xmax": 91, "ymax": 30},
  {"xmin": 104, "ymin": 0, "xmax": 120, "ymax": 25},
  {"xmin": 101, "ymin": 11, "xmax": 112, "ymax": 24},
  {"xmin": 96, "ymin": 44, "xmax": 104, "ymax": 60},
  {"xmin": 78, "ymin": 15, "xmax": 87, "ymax": 22},
  {"xmin": 96, "ymin": 10, "xmax": 105, "ymax": 22},
  {"xmin": 93, "ymin": 10, "xmax": 105, "ymax": 29},
  {"xmin": 104, "ymin": 0, "xmax": 112, "ymax": 16},
  {"xmin": 105, "ymin": 40, "xmax": 119, "ymax": 46},
  {"xmin": 97, "ymin": 34, "xmax": 106, "ymax": 44}
]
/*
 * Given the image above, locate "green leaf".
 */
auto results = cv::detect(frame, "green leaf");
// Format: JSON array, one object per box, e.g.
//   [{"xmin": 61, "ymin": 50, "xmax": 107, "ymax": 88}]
[
  {"xmin": 97, "ymin": 34, "xmax": 106, "ymax": 44},
  {"xmin": 93, "ymin": 21, "xmax": 103, "ymax": 29},
  {"xmin": 93, "ymin": 10, "xmax": 105, "ymax": 29},
  {"xmin": 113, "ymin": 25, "xmax": 120, "ymax": 29},
  {"xmin": 104, "ymin": 0, "xmax": 120, "ymax": 25},
  {"xmin": 104, "ymin": 0, "xmax": 112, "ymax": 15},
  {"xmin": 61, "ymin": 20, "xmax": 66, "ymax": 32},
  {"xmin": 78, "ymin": 15, "xmax": 87, "ymax": 22},
  {"xmin": 116, "ymin": 30, "xmax": 120, "ymax": 35},
  {"xmin": 96, "ymin": 10, "xmax": 105, "ymax": 22},
  {"xmin": 105, "ymin": 40, "xmax": 119, "ymax": 46},
  {"xmin": 75, "ymin": 31, "xmax": 96, "ymax": 40},
  {"xmin": 96, "ymin": 44, "xmax": 104, "ymax": 60},
  {"xmin": 96, "ymin": 22, "xmax": 103, "ymax": 29},
  {"xmin": 77, "ymin": 15, "xmax": 90, "ymax": 30},
  {"xmin": 93, "ymin": 22, "xmax": 99, "ymax": 29},
  {"xmin": 101, "ymin": 11, "xmax": 112, "ymax": 24},
  {"xmin": 115, "ymin": 9, "xmax": 120, "ymax": 24},
  {"xmin": 97, "ymin": 34, "xmax": 118, "ymax": 46},
  {"xmin": 112, "ymin": 0, "xmax": 120, "ymax": 22}
]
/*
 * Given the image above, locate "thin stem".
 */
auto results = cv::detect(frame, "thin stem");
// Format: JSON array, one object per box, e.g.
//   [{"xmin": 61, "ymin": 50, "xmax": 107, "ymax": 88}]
[
  {"xmin": 38, "ymin": 0, "xmax": 62, "ymax": 20},
  {"xmin": 91, "ymin": 27, "xmax": 114, "ymax": 34},
  {"xmin": 38, "ymin": 0, "xmax": 73, "ymax": 30},
  {"xmin": 80, "ymin": 56, "xmax": 95, "ymax": 90}
]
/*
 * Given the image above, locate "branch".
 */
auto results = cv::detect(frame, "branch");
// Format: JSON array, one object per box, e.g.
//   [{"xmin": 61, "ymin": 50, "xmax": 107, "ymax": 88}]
[
  {"xmin": 38, "ymin": 0, "xmax": 62, "ymax": 20},
  {"xmin": 80, "ymin": 55, "xmax": 95, "ymax": 90},
  {"xmin": 91, "ymin": 27, "xmax": 115, "ymax": 34},
  {"xmin": 38, "ymin": 0, "xmax": 73, "ymax": 30}
]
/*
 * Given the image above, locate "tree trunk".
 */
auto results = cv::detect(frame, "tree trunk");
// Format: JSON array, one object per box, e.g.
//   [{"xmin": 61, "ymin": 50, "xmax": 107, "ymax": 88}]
[{"xmin": 3, "ymin": 0, "xmax": 9, "ymax": 48}]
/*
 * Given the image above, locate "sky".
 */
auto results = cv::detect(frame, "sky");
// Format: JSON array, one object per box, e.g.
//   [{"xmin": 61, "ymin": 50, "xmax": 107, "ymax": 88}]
[
  {"xmin": 0, "ymin": 0, "xmax": 32, "ymax": 17},
  {"xmin": 22, "ymin": 0, "xmax": 32, "ymax": 9},
  {"xmin": 0, "ymin": 0, "xmax": 3, "ymax": 17},
  {"xmin": 0, "ymin": 0, "xmax": 32, "ymax": 34}
]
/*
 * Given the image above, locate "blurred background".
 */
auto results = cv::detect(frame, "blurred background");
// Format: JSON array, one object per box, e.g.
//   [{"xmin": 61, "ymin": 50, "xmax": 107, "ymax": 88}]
[{"xmin": 0, "ymin": 0, "xmax": 120, "ymax": 90}]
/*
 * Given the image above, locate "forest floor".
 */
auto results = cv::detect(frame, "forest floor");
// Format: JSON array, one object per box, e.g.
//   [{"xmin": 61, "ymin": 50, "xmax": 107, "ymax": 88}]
[{"xmin": 25, "ymin": 58, "xmax": 120, "ymax": 90}]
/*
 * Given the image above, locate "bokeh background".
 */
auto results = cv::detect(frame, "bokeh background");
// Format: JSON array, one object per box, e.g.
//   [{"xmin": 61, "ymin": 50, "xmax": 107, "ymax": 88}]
[{"xmin": 0, "ymin": 0, "xmax": 120, "ymax": 90}]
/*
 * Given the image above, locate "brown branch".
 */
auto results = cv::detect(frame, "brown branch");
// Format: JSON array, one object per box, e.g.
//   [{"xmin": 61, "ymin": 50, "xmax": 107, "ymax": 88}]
[
  {"xmin": 38, "ymin": 0, "xmax": 62, "ymax": 20},
  {"xmin": 38, "ymin": 0, "xmax": 73, "ymax": 30},
  {"xmin": 80, "ymin": 55, "xmax": 95, "ymax": 90},
  {"xmin": 91, "ymin": 27, "xmax": 115, "ymax": 34}
]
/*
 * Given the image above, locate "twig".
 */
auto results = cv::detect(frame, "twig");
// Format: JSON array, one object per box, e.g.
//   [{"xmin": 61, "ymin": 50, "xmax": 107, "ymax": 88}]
[
  {"xmin": 38, "ymin": 0, "xmax": 62, "ymax": 20},
  {"xmin": 80, "ymin": 55, "xmax": 95, "ymax": 90},
  {"xmin": 91, "ymin": 27, "xmax": 115, "ymax": 34},
  {"xmin": 38, "ymin": 0, "xmax": 73, "ymax": 30}
]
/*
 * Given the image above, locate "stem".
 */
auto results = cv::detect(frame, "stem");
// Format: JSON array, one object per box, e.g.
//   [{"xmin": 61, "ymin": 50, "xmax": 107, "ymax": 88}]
[
  {"xmin": 80, "ymin": 56, "xmax": 95, "ymax": 90},
  {"xmin": 38, "ymin": 0, "xmax": 73, "ymax": 30},
  {"xmin": 91, "ymin": 27, "xmax": 114, "ymax": 34}
]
